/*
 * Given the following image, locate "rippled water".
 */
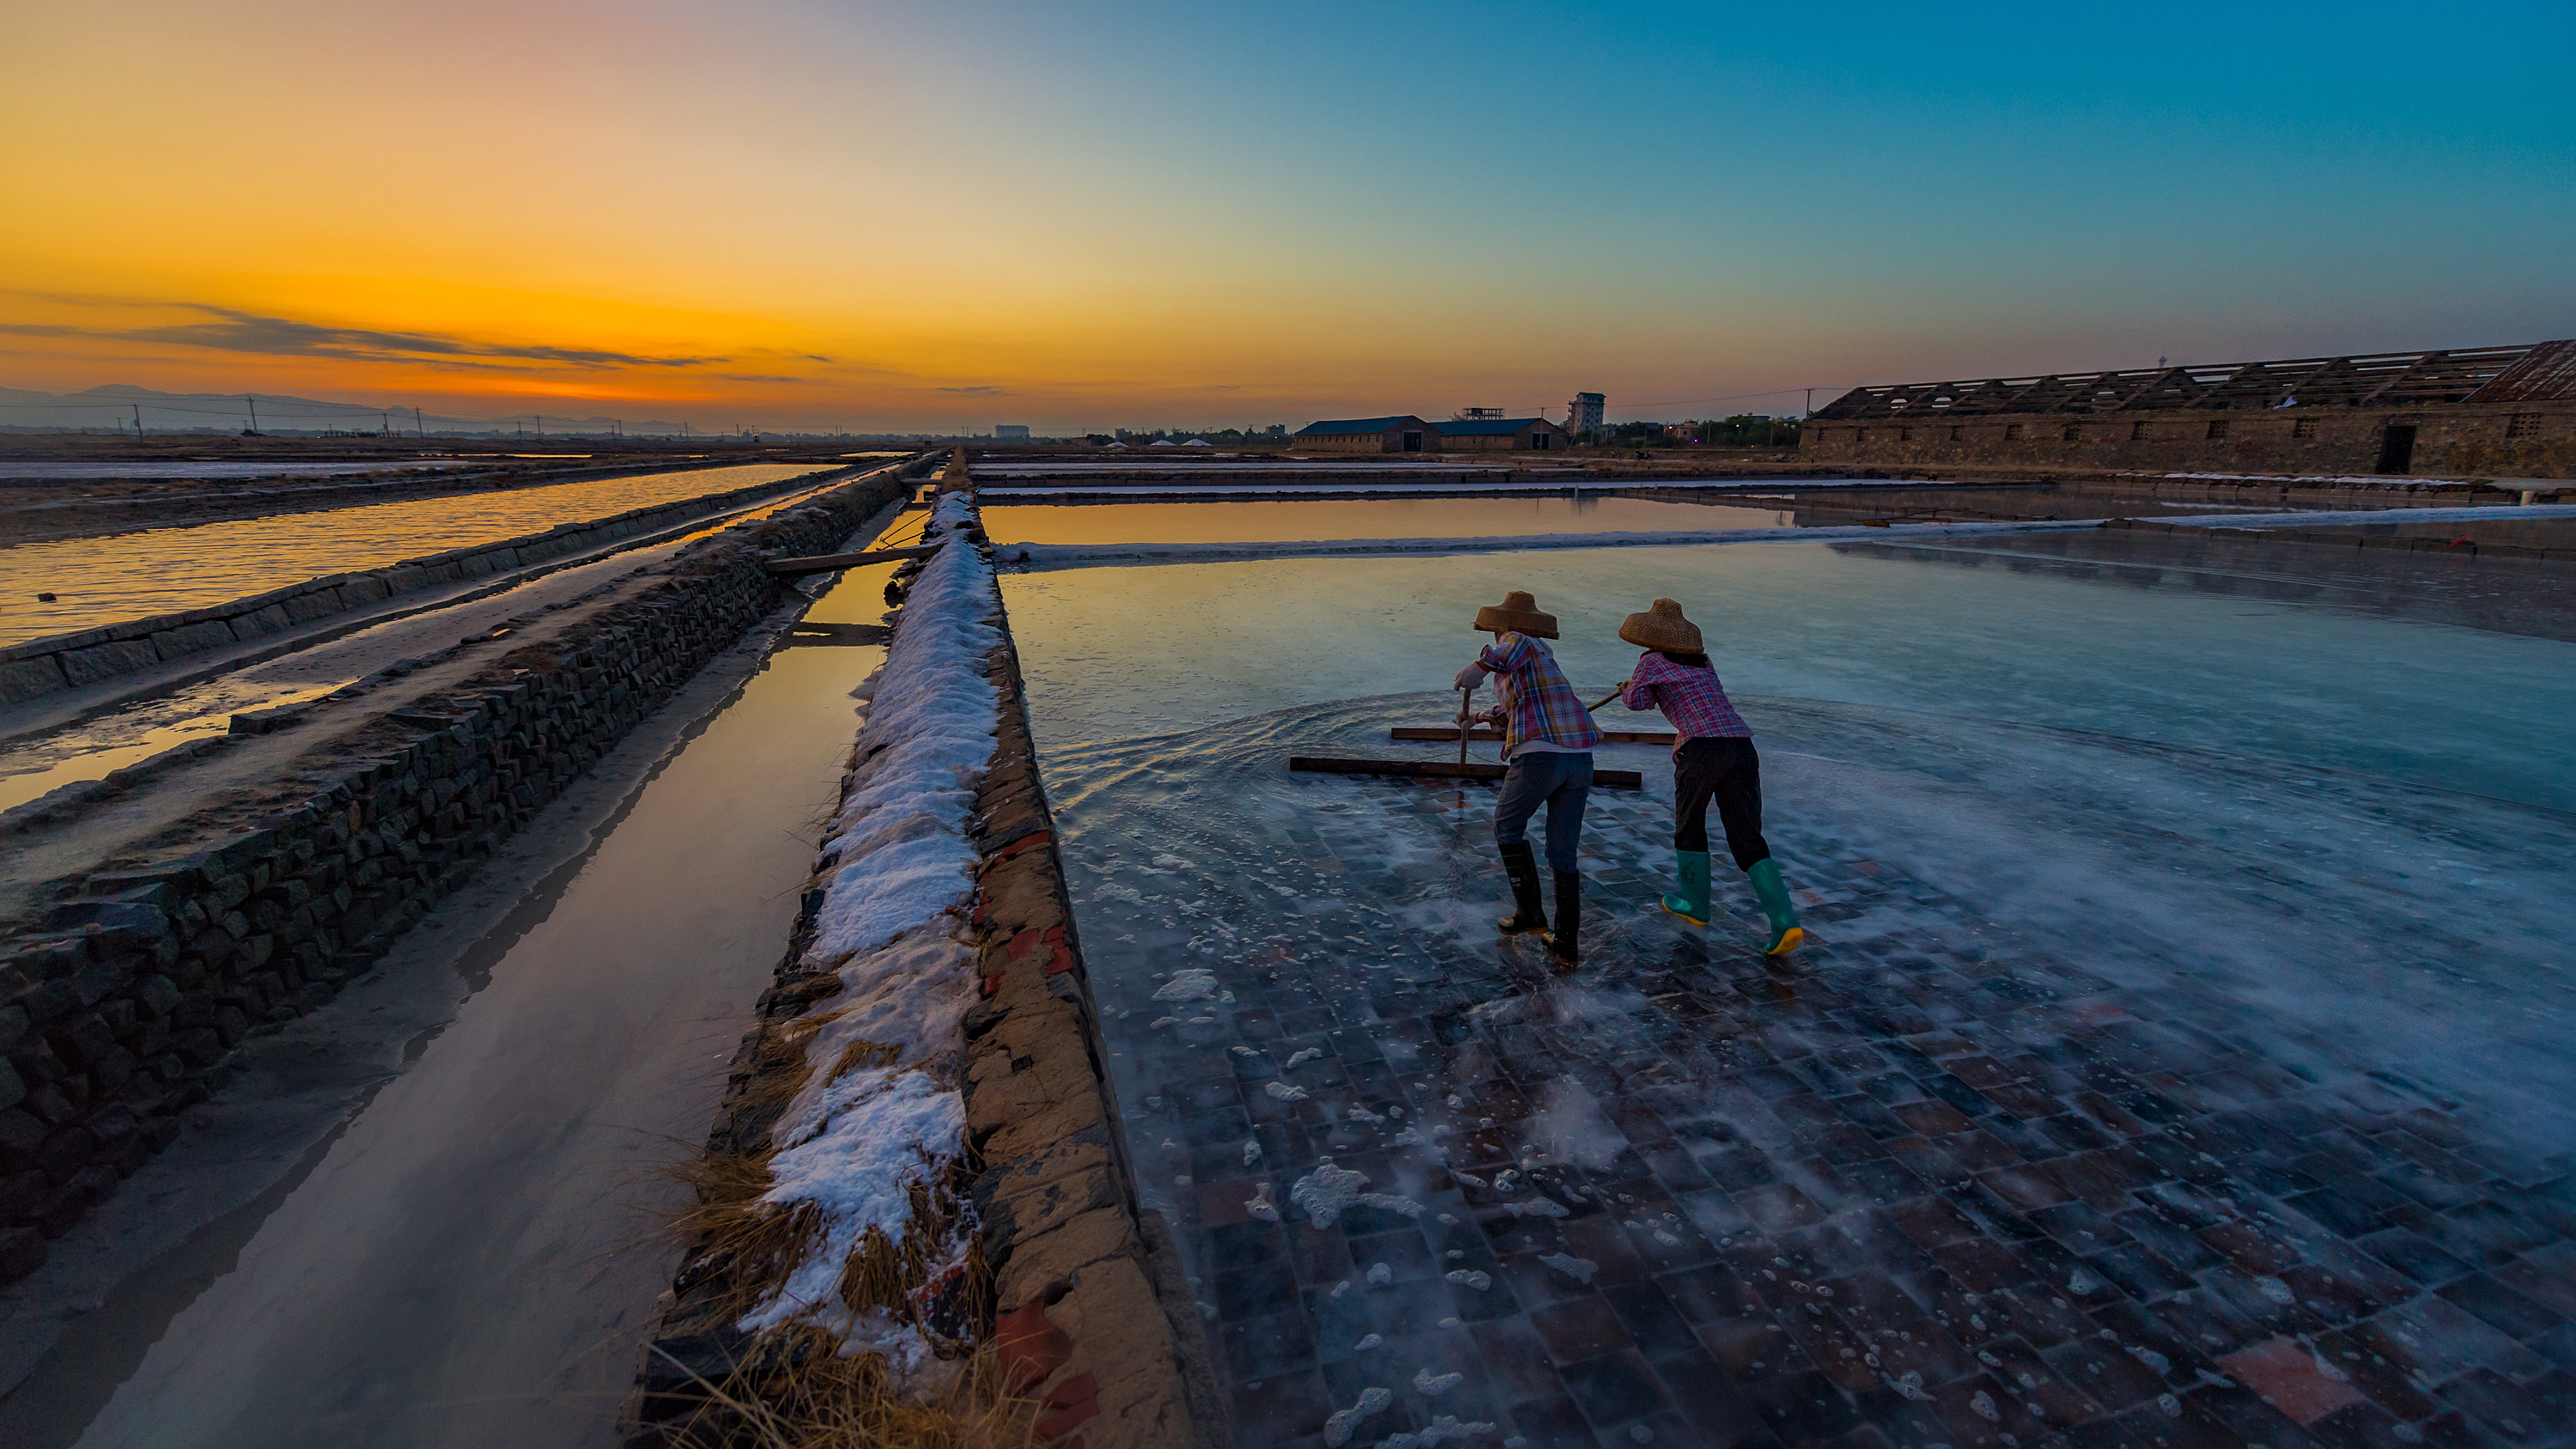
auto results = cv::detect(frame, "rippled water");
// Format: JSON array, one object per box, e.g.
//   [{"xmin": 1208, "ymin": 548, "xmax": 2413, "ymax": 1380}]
[
  {"xmin": 0, "ymin": 463, "xmax": 830, "ymax": 645},
  {"xmin": 1000, "ymin": 530, "xmax": 2576, "ymax": 811},
  {"xmin": 983, "ymin": 496, "xmax": 1795, "ymax": 545},
  {"xmin": 1007, "ymin": 527, "xmax": 2576, "ymax": 1449}
]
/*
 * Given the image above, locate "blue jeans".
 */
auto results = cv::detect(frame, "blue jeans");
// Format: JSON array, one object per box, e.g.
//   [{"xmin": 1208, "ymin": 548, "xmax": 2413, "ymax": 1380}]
[{"xmin": 1493, "ymin": 751, "xmax": 1593, "ymax": 874}]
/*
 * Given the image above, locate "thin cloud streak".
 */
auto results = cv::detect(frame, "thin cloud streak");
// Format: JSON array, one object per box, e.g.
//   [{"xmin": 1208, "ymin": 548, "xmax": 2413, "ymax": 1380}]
[{"xmin": 3, "ymin": 306, "xmax": 727, "ymax": 372}]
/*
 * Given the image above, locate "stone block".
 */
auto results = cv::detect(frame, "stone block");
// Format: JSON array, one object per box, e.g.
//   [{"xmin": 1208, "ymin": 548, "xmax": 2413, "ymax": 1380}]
[
  {"xmin": 994, "ymin": 1204, "xmax": 1143, "ymax": 1311},
  {"xmin": 0, "ymin": 657, "xmax": 68, "ymax": 706},
  {"xmin": 0, "ymin": 1227, "xmax": 45, "ymax": 1283},
  {"xmin": 59, "ymin": 639, "xmax": 162, "ymax": 686},
  {"xmin": 226, "ymin": 604, "xmax": 294, "ymax": 639},
  {"xmin": 149, "ymin": 619, "xmax": 237, "ymax": 661},
  {"xmin": 281, "ymin": 589, "xmax": 344, "ymax": 624}
]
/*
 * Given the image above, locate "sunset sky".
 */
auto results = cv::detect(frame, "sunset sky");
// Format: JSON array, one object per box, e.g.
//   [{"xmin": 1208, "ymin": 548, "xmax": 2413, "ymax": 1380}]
[{"xmin": 5, "ymin": 0, "xmax": 2572, "ymax": 434}]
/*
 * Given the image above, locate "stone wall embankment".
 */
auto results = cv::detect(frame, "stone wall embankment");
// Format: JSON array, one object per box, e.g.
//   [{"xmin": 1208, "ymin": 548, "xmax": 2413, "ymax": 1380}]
[
  {"xmin": 2105, "ymin": 514, "xmax": 2576, "ymax": 560},
  {"xmin": 629, "ymin": 504, "xmax": 1220, "ymax": 1449},
  {"xmin": 1801, "ymin": 399, "xmax": 2576, "ymax": 479},
  {"xmin": 0, "ymin": 466, "xmax": 864, "ymax": 708},
  {"xmin": 0, "ymin": 463, "xmax": 924, "ymax": 1283}
]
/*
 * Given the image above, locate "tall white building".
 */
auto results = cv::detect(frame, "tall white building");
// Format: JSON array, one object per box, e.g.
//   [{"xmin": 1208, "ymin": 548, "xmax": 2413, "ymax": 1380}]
[{"xmin": 1567, "ymin": 392, "xmax": 1605, "ymax": 434}]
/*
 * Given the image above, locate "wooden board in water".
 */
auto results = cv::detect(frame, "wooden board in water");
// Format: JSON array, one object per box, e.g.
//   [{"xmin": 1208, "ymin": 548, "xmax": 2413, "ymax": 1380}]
[
  {"xmin": 1391, "ymin": 727, "xmax": 1676, "ymax": 746},
  {"xmin": 1288, "ymin": 757, "xmax": 1644, "ymax": 789}
]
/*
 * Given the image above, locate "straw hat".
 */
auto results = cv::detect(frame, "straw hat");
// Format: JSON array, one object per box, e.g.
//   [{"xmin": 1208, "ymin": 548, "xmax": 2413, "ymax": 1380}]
[
  {"xmin": 1472, "ymin": 590, "xmax": 1558, "ymax": 638},
  {"xmin": 1619, "ymin": 598, "xmax": 1704, "ymax": 653}
]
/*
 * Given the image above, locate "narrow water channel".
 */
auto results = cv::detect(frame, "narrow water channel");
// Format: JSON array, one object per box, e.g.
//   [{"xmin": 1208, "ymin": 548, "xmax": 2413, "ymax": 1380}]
[
  {"xmin": 0, "ymin": 462, "xmax": 832, "ymax": 645},
  {"xmin": 0, "ymin": 517, "xmax": 913, "ymax": 1448}
]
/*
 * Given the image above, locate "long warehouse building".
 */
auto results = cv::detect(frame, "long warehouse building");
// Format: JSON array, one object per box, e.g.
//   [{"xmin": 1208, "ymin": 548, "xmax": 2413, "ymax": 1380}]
[{"xmin": 1801, "ymin": 339, "xmax": 2576, "ymax": 478}]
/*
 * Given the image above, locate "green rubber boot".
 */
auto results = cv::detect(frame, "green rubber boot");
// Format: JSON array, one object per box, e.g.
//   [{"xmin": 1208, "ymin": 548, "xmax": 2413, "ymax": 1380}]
[
  {"xmin": 1662, "ymin": 850, "xmax": 1712, "ymax": 926},
  {"xmin": 1747, "ymin": 857, "xmax": 1804, "ymax": 956}
]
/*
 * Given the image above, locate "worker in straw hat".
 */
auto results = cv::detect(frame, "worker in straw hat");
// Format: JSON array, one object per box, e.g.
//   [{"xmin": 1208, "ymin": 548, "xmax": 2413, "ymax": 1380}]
[
  {"xmin": 1454, "ymin": 590, "xmax": 1602, "ymax": 968},
  {"xmin": 1613, "ymin": 598, "xmax": 1803, "ymax": 955}
]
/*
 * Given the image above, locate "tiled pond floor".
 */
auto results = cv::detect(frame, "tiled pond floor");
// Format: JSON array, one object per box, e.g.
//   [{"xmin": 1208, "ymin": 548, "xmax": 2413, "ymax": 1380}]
[{"xmin": 1040, "ymin": 696, "xmax": 2576, "ymax": 1449}]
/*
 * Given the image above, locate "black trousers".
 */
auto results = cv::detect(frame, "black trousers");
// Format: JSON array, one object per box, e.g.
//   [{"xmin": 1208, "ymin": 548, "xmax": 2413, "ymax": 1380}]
[{"xmin": 1674, "ymin": 736, "xmax": 1771, "ymax": 871}]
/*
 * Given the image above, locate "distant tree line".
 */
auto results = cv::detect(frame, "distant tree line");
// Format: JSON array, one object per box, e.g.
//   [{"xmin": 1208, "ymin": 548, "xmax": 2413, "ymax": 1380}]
[{"xmin": 1584, "ymin": 415, "xmax": 1801, "ymax": 447}]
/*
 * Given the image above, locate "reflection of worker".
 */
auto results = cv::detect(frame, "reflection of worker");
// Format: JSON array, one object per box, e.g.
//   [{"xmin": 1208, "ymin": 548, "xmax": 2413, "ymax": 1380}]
[
  {"xmin": 1455, "ymin": 591, "xmax": 1601, "ymax": 969},
  {"xmin": 1615, "ymin": 599, "xmax": 1803, "ymax": 955}
]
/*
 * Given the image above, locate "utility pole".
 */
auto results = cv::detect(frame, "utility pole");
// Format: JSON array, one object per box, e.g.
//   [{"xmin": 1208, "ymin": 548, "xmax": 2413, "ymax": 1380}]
[
  {"xmin": 416, "ymin": 406, "xmax": 424, "ymax": 438},
  {"xmin": 1802, "ymin": 387, "xmax": 1815, "ymax": 418},
  {"xmin": 247, "ymin": 396, "xmax": 259, "ymax": 433},
  {"xmin": 132, "ymin": 402, "xmax": 143, "ymax": 438},
  {"xmin": 381, "ymin": 411, "xmax": 391, "ymax": 436}
]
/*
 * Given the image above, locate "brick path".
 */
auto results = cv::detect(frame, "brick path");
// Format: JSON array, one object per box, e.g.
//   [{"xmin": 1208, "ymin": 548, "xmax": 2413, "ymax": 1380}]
[{"xmin": 1062, "ymin": 753, "xmax": 2575, "ymax": 1449}]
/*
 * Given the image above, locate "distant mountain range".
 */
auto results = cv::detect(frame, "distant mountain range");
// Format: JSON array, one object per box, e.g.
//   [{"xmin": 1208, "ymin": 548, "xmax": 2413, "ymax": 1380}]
[{"xmin": 0, "ymin": 383, "xmax": 696, "ymax": 435}]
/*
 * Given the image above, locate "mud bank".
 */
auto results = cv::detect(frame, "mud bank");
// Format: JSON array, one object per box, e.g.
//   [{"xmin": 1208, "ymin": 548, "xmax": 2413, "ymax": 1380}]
[
  {"xmin": 0, "ymin": 461, "xmax": 931, "ymax": 1278},
  {"xmin": 0, "ymin": 466, "xmax": 870, "ymax": 704},
  {"xmin": 629, "ymin": 489, "xmax": 1222, "ymax": 1449}
]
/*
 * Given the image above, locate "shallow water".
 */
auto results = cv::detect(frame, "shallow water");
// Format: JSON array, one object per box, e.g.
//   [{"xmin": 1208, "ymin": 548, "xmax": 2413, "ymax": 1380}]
[
  {"xmin": 1033, "ymin": 692, "xmax": 2575, "ymax": 1449},
  {"xmin": 0, "ymin": 461, "xmax": 486, "ymax": 482},
  {"xmin": 0, "ymin": 463, "xmax": 829, "ymax": 645},
  {"xmin": 983, "ymin": 497, "xmax": 1795, "ymax": 545},
  {"xmin": 1001, "ymin": 530, "xmax": 2576, "ymax": 812},
  {"xmin": 0, "ymin": 521, "xmax": 910, "ymax": 1449},
  {"xmin": 1006, "ymin": 526, "xmax": 2576, "ymax": 1449}
]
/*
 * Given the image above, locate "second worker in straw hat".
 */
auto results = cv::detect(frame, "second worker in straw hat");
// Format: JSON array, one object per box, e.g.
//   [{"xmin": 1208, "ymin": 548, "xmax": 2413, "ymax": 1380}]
[
  {"xmin": 1455, "ymin": 589, "xmax": 1601, "ymax": 969},
  {"xmin": 1614, "ymin": 598, "xmax": 1804, "ymax": 955}
]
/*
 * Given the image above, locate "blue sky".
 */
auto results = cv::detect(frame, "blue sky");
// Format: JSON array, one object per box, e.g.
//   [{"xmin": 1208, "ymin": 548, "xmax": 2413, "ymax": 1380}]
[{"xmin": 8, "ymin": 0, "xmax": 2570, "ymax": 428}]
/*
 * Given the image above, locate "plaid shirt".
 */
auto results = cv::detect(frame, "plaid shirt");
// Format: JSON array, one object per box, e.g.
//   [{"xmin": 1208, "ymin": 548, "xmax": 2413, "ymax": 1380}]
[
  {"xmin": 1476, "ymin": 632, "xmax": 1603, "ymax": 758},
  {"xmin": 1620, "ymin": 648, "xmax": 1751, "ymax": 742}
]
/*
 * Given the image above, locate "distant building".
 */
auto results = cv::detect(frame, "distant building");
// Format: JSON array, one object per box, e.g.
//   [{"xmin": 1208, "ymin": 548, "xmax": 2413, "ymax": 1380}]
[
  {"xmin": 1567, "ymin": 393, "xmax": 1605, "ymax": 435},
  {"xmin": 1453, "ymin": 407, "xmax": 1505, "ymax": 420},
  {"xmin": 1292, "ymin": 414, "xmax": 1569, "ymax": 453},
  {"xmin": 1801, "ymin": 340, "xmax": 2576, "ymax": 478},
  {"xmin": 1265, "ymin": 424, "xmax": 1288, "ymax": 439},
  {"xmin": 1293, "ymin": 415, "xmax": 1440, "ymax": 454},
  {"xmin": 994, "ymin": 424, "xmax": 1030, "ymax": 440},
  {"xmin": 1436, "ymin": 416, "xmax": 1571, "ymax": 452}
]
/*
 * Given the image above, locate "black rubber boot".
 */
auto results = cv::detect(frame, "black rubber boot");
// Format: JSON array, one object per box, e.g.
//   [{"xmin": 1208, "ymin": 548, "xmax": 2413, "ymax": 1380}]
[
  {"xmin": 1497, "ymin": 843, "xmax": 1548, "ymax": 935},
  {"xmin": 1549, "ymin": 871, "xmax": 1582, "ymax": 970}
]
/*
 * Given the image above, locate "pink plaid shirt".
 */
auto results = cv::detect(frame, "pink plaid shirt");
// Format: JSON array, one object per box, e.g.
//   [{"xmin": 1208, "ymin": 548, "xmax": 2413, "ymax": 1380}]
[
  {"xmin": 1475, "ymin": 632, "xmax": 1603, "ymax": 759},
  {"xmin": 1620, "ymin": 649, "xmax": 1751, "ymax": 744}
]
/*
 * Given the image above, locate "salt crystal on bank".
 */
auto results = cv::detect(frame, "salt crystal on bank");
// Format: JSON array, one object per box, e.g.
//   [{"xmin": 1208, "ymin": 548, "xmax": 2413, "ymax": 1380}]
[
  {"xmin": 1539, "ymin": 1253, "xmax": 1598, "ymax": 1284},
  {"xmin": 1245, "ymin": 1182, "xmax": 1280, "ymax": 1222},
  {"xmin": 1321, "ymin": 1387, "xmax": 1392, "ymax": 1448},
  {"xmin": 1242, "ymin": 1139, "xmax": 1262, "ymax": 1165},
  {"xmin": 1152, "ymin": 969, "xmax": 1221, "ymax": 1002},
  {"xmin": 1284, "ymin": 1047, "xmax": 1324, "ymax": 1068},
  {"xmin": 1443, "ymin": 1269, "xmax": 1492, "ymax": 1291},
  {"xmin": 1358, "ymin": 1192, "xmax": 1424, "ymax": 1218},
  {"xmin": 1291, "ymin": 1161, "xmax": 1369, "ymax": 1227},
  {"xmin": 1266, "ymin": 1081, "xmax": 1309, "ymax": 1101},
  {"xmin": 1367, "ymin": 1262, "xmax": 1393, "ymax": 1286},
  {"xmin": 1413, "ymin": 1367, "xmax": 1465, "ymax": 1394}
]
